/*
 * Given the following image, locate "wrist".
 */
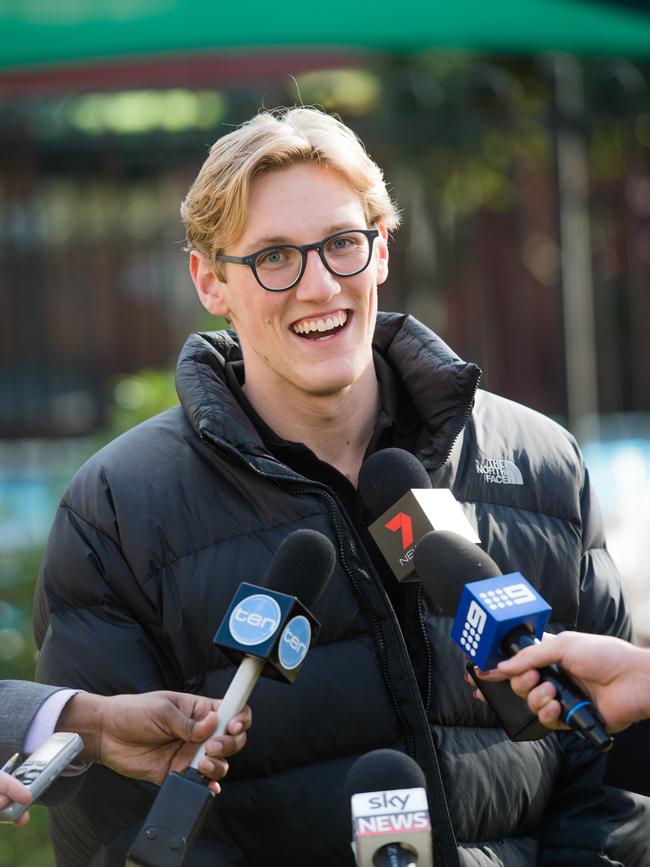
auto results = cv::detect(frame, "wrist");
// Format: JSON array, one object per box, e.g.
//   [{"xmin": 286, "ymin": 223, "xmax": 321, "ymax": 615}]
[{"xmin": 55, "ymin": 692, "xmax": 108, "ymax": 763}]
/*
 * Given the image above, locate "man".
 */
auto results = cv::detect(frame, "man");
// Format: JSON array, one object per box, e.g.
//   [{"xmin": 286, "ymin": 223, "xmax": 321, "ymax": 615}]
[
  {"xmin": 476, "ymin": 632, "xmax": 650, "ymax": 732},
  {"xmin": 0, "ymin": 680, "xmax": 251, "ymax": 825},
  {"xmin": 34, "ymin": 107, "xmax": 648, "ymax": 865}
]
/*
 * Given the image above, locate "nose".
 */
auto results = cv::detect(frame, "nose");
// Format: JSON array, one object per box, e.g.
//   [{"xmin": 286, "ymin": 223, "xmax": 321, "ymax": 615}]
[{"xmin": 293, "ymin": 249, "xmax": 341, "ymax": 303}]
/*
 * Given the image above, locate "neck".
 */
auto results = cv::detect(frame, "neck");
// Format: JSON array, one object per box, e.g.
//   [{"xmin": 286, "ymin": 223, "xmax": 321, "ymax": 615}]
[{"xmin": 243, "ymin": 368, "xmax": 381, "ymax": 486}]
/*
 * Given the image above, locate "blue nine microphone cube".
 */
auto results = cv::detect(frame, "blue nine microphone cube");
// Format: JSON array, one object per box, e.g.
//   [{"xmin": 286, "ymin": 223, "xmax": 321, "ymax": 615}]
[
  {"xmin": 213, "ymin": 583, "xmax": 320, "ymax": 684},
  {"xmin": 451, "ymin": 573, "xmax": 551, "ymax": 671}
]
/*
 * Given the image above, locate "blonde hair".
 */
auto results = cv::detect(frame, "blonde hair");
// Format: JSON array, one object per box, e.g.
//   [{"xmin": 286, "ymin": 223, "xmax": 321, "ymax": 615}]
[{"xmin": 180, "ymin": 107, "xmax": 400, "ymax": 277}]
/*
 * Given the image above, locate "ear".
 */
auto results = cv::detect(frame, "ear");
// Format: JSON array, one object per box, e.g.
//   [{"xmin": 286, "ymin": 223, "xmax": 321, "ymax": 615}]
[
  {"xmin": 375, "ymin": 222, "xmax": 389, "ymax": 286},
  {"xmin": 190, "ymin": 250, "xmax": 231, "ymax": 317}
]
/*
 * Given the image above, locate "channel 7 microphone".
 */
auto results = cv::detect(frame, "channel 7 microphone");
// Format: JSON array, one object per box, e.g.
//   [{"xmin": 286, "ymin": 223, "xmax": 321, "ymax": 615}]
[
  {"xmin": 358, "ymin": 447, "xmax": 545, "ymax": 741},
  {"xmin": 414, "ymin": 530, "xmax": 613, "ymax": 752},
  {"xmin": 358, "ymin": 448, "xmax": 480, "ymax": 582},
  {"xmin": 127, "ymin": 528, "xmax": 336, "ymax": 867},
  {"xmin": 345, "ymin": 749, "xmax": 433, "ymax": 867}
]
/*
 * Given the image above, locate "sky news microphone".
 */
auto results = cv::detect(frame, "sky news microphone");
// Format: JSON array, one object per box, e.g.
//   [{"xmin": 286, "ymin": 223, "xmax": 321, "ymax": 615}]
[
  {"xmin": 127, "ymin": 529, "xmax": 336, "ymax": 867},
  {"xmin": 414, "ymin": 530, "xmax": 613, "ymax": 752},
  {"xmin": 358, "ymin": 448, "xmax": 479, "ymax": 582},
  {"xmin": 345, "ymin": 749, "xmax": 433, "ymax": 867}
]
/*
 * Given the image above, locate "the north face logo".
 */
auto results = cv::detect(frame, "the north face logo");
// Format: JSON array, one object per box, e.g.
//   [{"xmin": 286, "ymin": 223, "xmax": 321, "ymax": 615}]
[{"xmin": 475, "ymin": 458, "xmax": 523, "ymax": 485}]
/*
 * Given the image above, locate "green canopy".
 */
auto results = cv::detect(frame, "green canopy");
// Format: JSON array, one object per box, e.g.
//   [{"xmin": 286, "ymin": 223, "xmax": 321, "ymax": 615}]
[{"xmin": 0, "ymin": 0, "xmax": 649, "ymax": 74}]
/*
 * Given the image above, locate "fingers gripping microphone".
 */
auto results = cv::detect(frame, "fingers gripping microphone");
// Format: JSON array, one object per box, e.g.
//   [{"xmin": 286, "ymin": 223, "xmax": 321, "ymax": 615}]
[
  {"xmin": 358, "ymin": 448, "xmax": 479, "ymax": 582},
  {"xmin": 414, "ymin": 531, "xmax": 613, "ymax": 752},
  {"xmin": 345, "ymin": 749, "xmax": 433, "ymax": 866},
  {"xmin": 127, "ymin": 529, "xmax": 336, "ymax": 867}
]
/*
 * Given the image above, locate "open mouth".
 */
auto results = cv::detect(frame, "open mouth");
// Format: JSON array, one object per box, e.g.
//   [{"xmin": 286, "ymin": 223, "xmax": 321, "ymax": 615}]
[{"xmin": 292, "ymin": 310, "xmax": 350, "ymax": 341}]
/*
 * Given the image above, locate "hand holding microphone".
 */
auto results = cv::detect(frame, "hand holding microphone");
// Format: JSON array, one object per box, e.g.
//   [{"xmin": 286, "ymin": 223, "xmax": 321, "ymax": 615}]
[
  {"xmin": 127, "ymin": 528, "xmax": 336, "ymax": 867},
  {"xmin": 413, "ymin": 530, "xmax": 613, "ymax": 751},
  {"xmin": 491, "ymin": 632, "xmax": 650, "ymax": 733}
]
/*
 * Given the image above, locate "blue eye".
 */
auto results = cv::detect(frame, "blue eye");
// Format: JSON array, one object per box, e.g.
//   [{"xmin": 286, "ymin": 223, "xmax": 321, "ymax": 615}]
[{"xmin": 257, "ymin": 248, "xmax": 289, "ymax": 268}]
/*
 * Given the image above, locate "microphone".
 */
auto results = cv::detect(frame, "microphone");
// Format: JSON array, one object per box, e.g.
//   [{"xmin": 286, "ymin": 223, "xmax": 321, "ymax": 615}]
[
  {"xmin": 414, "ymin": 530, "xmax": 613, "ymax": 752},
  {"xmin": 345, "ymin": 749, "xmax": 433, "ymax": 867},
  {"xmin": 359, "ymin": 448, "xmax": 545, "ymax": 742},
  {"xmin": 127, "ymin": 529, "xmax": 336, "ymax": 867},
  {"xmin": 358, "ymin": 448, "xmax": 479, "ymax": 582}
]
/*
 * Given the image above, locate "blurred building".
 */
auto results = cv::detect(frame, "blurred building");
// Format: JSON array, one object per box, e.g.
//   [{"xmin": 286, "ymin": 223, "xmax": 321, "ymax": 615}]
[{"xmin": 0, "ymin": 53, "xmax": 648, "ymax": 438}]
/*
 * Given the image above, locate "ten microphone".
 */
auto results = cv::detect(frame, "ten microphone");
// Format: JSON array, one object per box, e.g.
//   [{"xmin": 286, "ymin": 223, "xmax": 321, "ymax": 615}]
[
  {"xmin": 345, "ymin": 749, "xmax": 433, "ymax": 867},
  {"xmin": 414, "ymin": 530, "xmax": 613, "ymax": 752},
  {"xmin": 127, "ymin": 529, "xmax": 336, "ymax": 867},
  {"xmin": 358, "ymin": 448, "xmax": 479, "ymax": 582}
]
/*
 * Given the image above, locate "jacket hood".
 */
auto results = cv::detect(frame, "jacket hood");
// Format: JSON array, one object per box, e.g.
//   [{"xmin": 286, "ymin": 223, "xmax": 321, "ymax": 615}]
[{"xmin": 176, "ymin": 311, "xmax": 481, "ymax": 465}]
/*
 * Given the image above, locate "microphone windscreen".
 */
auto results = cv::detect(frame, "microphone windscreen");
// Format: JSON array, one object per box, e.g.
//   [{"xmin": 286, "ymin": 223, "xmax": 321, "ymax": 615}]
[
  {"xmin": 344, "ymin": 749, "xmax": 426, "ymax": 802},
  {"xmin": 358, "ymin": 448, "xmax": 432, "ymax": 518},
  {"xmin": 414, "ymin": 530, "xmax": 502, "ymax": 615},
  {"xmin": 265, "ymin": 529, "xmax": 336, "ymax": 608}
]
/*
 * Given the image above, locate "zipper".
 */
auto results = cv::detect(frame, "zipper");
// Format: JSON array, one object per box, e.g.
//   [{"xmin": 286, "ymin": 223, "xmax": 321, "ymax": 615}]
[
  {"xmin": 289, "ymin": 482, "xmax": 460, "ymax": 866},
  {"xmin": 199, "ymin": 430, "xmax": 464, "ymax": 865},
  {"xmin": 291, "ymin": 484, "xmax": 418, "ymax": 758},
  {"xmin": 412, "ymin": 371, "xmax": 480, "ymax": 716},
  {"xmin": 199, "ymin": 431, "xmax": 420, "ymax": 753},
  {"xmin": 416, "ymin": 583, "xmax": 433, "ymax": 714},
  {"xmin": 428, "ymin": 368, "xmax": 481, "ymax": 473}
]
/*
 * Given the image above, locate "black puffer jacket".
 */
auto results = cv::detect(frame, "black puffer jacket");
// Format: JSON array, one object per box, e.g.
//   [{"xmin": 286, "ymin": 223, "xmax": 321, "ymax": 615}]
[{"xmin": 34, "ymin": 313, "xmax": 648, "ymax": 866}]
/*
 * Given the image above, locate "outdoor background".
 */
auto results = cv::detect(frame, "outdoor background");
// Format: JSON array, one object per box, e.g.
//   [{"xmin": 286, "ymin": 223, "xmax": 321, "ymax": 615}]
[{"xmin": 1, "ymin": 1, "xmax": 649, "ymax": 864}]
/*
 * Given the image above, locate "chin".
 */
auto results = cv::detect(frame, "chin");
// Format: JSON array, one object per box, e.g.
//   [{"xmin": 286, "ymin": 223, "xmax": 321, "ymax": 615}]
[
  {"xmin": 291, "ymin": 357, "xmax": 371, "ymax": 398},
  {"xmin": 301, "ymin": 372, "xmax": 362, "ymax": 399}
]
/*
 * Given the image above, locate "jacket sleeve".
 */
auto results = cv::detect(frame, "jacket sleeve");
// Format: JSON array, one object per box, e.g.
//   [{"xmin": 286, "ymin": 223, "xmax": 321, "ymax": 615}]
[
  {"xmin": 0, "ymin": 680, "xmax": 63, "ymax": 760},
  {"xmin": 34, "ymin": 498, "xmax": 176, "ymax": 698},
  {"xmin": 0, "ymin": 680, "xmax": 88, "ymax": 807},
  {"xmin": 539, "ymin": 732, "xmax": 649, "ymax": 867},
  {"xmin": 539, "ymin": 457, "xmax": 648, "ymax": 865}
]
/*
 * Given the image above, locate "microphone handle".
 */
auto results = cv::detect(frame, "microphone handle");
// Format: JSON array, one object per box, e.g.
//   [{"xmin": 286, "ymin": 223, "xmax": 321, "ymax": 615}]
[
  {"xmin": 190, "ymin": 655, "xmax": 264, "ymax": 769},
  {"xmin": 503, "ymin": 626, "xmax": 613, "ymax": 752},
  {"xmin": 374, "ymin": 843, "xmax": 418, "ymax": 867}
]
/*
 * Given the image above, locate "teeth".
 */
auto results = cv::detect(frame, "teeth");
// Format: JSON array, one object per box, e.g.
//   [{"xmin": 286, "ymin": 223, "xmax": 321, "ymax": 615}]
[{"xmin": 293, "ymin": 311, "xmax": 348, "ymax": 336}]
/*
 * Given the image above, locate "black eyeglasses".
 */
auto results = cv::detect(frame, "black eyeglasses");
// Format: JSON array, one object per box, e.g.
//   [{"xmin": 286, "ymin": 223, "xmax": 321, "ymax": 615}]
[{"xmin": 215, "ymin": 228, "xmax": 379, "ymax": 292}]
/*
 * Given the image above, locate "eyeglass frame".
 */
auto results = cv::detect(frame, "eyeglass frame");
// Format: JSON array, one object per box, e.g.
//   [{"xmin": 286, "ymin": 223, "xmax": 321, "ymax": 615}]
[{"xmin": 215, "ymin": 227, "xmax": 380, "ymax": 292}]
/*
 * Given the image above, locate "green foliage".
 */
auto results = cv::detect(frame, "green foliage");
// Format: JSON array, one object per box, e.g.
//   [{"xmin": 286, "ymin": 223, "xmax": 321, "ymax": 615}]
[
  {"xmin": 0, "ymin": 816, "xmax": 55, "ymax": 867},
  {"xmin": 0, "ymin": 545, "xmax": 53, "ymax": 866},
  {"xmin": 99, "ymin": 316, "xmax": 229, "ymax": 442},
  {"xmin": 108, "ymin": 367, "xmax": 179, "ymax": 437}
]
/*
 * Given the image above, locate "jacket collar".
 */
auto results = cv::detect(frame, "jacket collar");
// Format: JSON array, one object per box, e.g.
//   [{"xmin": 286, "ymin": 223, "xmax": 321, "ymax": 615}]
[{"xmin": 176, "ymin": 312, "xmax": 481, "ymax": 467}]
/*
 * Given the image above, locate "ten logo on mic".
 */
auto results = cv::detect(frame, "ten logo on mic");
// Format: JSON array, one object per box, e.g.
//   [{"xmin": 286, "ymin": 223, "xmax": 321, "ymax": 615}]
[{"xmin": 215, "ymin": 581, "xmax": 318, "ymax": 682}]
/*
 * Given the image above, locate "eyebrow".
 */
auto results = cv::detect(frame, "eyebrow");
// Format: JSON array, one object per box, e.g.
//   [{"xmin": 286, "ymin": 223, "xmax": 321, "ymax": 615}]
[{"xmin": 244, "ymin": 224, "xmax": 363, "ymax": 253}]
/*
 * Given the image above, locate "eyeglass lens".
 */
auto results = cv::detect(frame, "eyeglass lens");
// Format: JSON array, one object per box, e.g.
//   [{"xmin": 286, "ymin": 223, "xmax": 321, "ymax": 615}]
[{"xmin": 255, "ymin": 231, "xmax": 371, "ymax": 291}]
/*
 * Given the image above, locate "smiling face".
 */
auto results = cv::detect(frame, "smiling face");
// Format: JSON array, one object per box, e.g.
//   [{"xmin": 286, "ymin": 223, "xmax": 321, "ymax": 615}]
[{"xmin": 191, "ymin": 161, "xmax": 389, "ymax": 407}]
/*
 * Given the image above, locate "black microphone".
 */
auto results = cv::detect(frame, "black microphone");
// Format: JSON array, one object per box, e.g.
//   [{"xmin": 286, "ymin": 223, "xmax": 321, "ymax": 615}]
[
  {"xmin": 127, "ymin": 529, "xmax": 336, "ymax": 867},
  {"xmin": 358, "ymin": 448, "xmax": 479, "ymax": 583},
  {"xmin": 414, "ymin": 530, "xmax": 613, "ymax": 752},
  {"xmin": 345, "ymin": 749, "xmax": 433, "ymax": 866},
  {"xmin": 359, "ymin": 448, "xmax": 545, "ymax": 742}
]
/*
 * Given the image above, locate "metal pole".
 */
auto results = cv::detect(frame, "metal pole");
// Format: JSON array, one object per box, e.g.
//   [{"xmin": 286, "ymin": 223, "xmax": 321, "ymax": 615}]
[{"xmin": 552, "ymin": 54, "xmax": 600, "ymax": 443}]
